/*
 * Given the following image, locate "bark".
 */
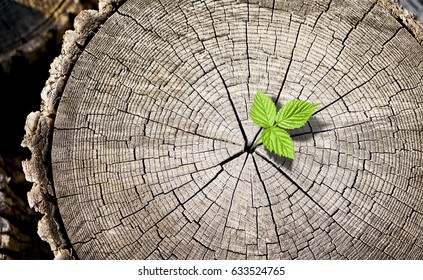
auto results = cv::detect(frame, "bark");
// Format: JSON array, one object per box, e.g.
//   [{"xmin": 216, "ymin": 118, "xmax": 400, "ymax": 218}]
[
  {"xmin": 23, "ymin": 0, "xmax": 423, "ymax": 259},
  {"xmin": 0, "ymin": 0, "xmax": 100, "ymax": 259},
  {"xmin": 0, "ymin": 156, "xmax": 51, "ymax": 259}
]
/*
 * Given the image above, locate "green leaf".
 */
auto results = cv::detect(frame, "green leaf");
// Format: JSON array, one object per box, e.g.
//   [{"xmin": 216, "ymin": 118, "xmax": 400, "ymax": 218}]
[
  {"xmin": 261, "ymin": 126, "xmax": 294, "ymax": 159},
  {"xmin": 276, "ymin": 99, "xmax": 319, "ymax": 129},
  {"xmin": 250, "ymin": 90, "xmax": 276, "ymax": 128}
]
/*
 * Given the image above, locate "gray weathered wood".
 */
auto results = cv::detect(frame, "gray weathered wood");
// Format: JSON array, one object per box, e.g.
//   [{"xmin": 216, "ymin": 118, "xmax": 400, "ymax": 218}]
[
  {"xmin": 399, "ymin": 0, "xmax": 423, "ymax": 22},
  {"xmin": 0, "ymin": 0, "xmax": 85, "ymax": 71},
  {"xmin": 23, "ymin": 0, "xmax": 423, "ymax": 259}
]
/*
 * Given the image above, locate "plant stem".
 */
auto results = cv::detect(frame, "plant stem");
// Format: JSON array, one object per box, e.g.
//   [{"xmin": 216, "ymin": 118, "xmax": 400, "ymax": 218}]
[{"xmin": 250, "ymin": 134, "xmax": 262, "ymax": 152}]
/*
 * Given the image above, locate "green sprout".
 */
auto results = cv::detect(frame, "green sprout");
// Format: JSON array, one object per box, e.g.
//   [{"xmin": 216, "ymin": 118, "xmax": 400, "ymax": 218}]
[{"xmin": 249, "ymin": 90, "xmax": 319, "ymax": 159}]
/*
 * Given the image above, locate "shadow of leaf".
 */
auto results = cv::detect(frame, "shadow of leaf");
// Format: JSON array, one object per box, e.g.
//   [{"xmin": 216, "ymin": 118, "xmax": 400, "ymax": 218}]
[
  {"xmin": 254, "ymin": 115, "xmax": 331, "ymax": 168},
  {"xmin": 255, "ymin": 148, "xmax": 293, "ymax": 171},
  {"xmin": 289, "ymin": 116, "xmax": 332, "ymax": 141}
]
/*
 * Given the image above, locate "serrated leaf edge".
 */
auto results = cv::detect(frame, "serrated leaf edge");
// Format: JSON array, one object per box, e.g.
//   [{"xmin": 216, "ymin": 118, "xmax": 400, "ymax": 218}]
[
  {"xmin": 250, "ymin": 90, "xmax": 277, "ymax": 129},
  {"xmin": 275, "ymin": 100, "xmax": 319, "ymax": 129},
  {"xmin": 261, "ymin": 126, "xmax": 294, "ymax": 160}
]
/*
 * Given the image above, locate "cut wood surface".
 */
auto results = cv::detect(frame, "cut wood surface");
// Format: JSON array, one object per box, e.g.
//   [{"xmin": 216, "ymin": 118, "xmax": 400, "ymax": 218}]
[{"xmin": 23, "ymin": 0, "xmax": 423, "ymax": 259}]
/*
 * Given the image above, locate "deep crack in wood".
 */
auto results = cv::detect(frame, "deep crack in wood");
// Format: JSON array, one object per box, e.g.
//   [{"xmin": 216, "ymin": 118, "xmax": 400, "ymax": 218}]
[{"xmin": 24, "ymin": 0, "xmax": 423, "ymax": 259}]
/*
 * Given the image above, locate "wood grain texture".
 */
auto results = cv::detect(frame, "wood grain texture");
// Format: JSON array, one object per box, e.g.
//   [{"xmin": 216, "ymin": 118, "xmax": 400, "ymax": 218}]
[
  {"xmin": 26, "ymin": 0, "xmax": 423, "ymax": 259},
  {"xmin": 381, "ymin": 0, "xmax": 423, "ymax": 43},
  {"xmin": 21, "ymin": 0, "xmax": 123, "ymax": 259}
]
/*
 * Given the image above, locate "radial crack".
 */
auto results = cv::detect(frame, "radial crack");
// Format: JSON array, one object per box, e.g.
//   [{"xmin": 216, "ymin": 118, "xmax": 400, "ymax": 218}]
[{"xmin": 252, "ymin": 155, "xmax": 284, "ymax": 254}]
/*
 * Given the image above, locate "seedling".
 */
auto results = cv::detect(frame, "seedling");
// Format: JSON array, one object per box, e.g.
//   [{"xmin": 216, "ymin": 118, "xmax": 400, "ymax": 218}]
[{"xmin": 249, "ymin": 90, "xmax": 319, "ymax": 159}]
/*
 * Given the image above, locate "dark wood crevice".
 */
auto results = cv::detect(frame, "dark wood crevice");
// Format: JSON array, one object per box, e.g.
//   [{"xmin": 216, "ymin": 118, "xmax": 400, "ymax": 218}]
[{"xmin": 22, "ymin": 0, "xmax": 423, "ymax": 259}]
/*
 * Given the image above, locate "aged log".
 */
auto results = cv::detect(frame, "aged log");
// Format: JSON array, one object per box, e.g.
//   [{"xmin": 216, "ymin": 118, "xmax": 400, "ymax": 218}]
[
  {"xmin": 23, "ymin": 0, "xmax": 423, "ymax": 259},
  {"xmin": 0, "ymin": 0, "xmax": 92, "ymax": 71},
  {"xmin": 0, "ymin": 0, "xmax": 100, "ymax": 259},
  {"xmin": 399, "ymin": 0, "xmax": 423, "ymax": 22},
  {"xmin": 0, "ymin": 156, "xmax": 51, "ymax": 259}
]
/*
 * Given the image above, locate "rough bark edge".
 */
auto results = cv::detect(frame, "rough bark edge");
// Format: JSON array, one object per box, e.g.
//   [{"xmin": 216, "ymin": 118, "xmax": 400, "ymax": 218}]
[
  {"xmin": 0, "ymin": 1, "xmax": 84, "ymax": 73},
  {"xmin": 21, "ymin": 0, "xmax": 127, "ymax": 260},
  {"xmin": 378, "ymin": 0, "xmax": 423, "ymax": 44},
  {"xmin": 20, "ymin": 0, "xmax": 422, "ymax": 260},
  {"xmin": 1, "ymin": 157, "xmax": 48, "ymax": 260}
]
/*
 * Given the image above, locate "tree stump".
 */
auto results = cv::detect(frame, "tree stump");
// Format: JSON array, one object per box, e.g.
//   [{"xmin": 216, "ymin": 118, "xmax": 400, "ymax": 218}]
[
  {"xmin": 0, "ymin": 0, "xmax": 100, "ymax": 260},
  {"xmin": 23, "ymin": 0, "xmax": 423, "ymax": 259}
]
